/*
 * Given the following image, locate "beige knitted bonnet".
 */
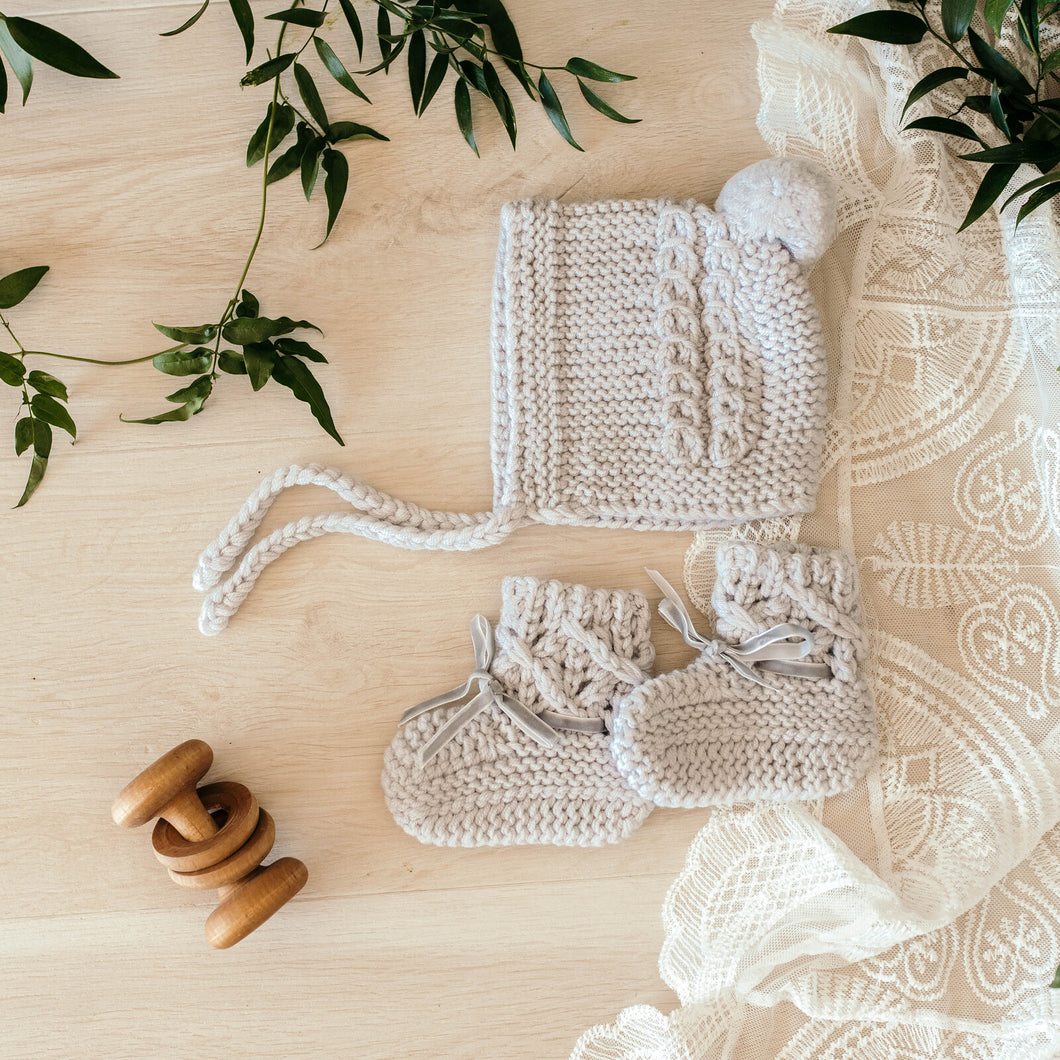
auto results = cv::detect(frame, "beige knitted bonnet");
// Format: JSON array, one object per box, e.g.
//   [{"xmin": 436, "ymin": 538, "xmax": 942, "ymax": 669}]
[{"xmin": 195, "ymin": 158, "xmax": 837, "ymax": 634}]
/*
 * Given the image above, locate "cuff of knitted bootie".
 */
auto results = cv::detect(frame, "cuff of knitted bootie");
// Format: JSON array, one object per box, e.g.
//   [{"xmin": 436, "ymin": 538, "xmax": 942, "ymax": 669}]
[{"xmin": 711, "ymin": 540, "xmax": 866, "ymax": 664}]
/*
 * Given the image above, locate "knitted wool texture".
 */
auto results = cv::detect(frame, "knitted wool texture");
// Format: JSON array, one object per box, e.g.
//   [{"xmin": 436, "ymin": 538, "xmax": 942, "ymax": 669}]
[
  {"xmin": 194, "ymin": 159, "xmax": 835, "ymax": 635},
  {"xmin": 610, "ymin": 542, "xmax": 878, "ymax": 807},
  {"xmin": 382, "ymin": 578, "xmax": 656, "ymax": 847}
]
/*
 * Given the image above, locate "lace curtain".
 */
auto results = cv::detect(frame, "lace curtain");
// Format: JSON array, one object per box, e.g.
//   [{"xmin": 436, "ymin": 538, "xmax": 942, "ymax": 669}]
[{"xmin": 571, "ymin": 1, "xmax": 1060, "ymax": 1056}]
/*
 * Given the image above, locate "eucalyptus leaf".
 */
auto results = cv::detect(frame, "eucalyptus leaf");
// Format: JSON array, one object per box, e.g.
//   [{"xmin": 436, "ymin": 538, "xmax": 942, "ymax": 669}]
[
  {"xmin": 941, "ymin": 0, "xmax": 976, "ymax": 41},
  {"xmin": 564, "ymin": 57, "xmax": 635, "ymax": 82},
  {"xmin": 217, "ymin": 350, "xmax": 247, "ymax": 374},
  {"xmin": 827, "ymin": 10, "xmax": 927, "ymax": 44},
  {"xmin": 482, "ymin": 60, "xmax": 516, "ymax": 148},
  {"xmin": 319, "ymin": 148, "xmax": 349, "ymax": 245},
  {"xmin": 5, "ymin": 17, "xmax": 118, "ymax": 79},
  {"xmin": 327, "ymin": 120, "xmax": 389, "ymax": 143},
  {"xmin": 240, "ymin": 53, "xmax": 294, "ymax": 87},
  {"xmin": 264, "ymin": 8, "xmax": 326, "ymax": 28},
  {"xmin": 958, "ymin": 162, "xmax": 1019, "ymax": 230},
  {"xmin": 14, "ymin": 416, "xmax": 33, "ymax": 456},
  {"xmin": 26, "ymin": 369, "xmax": 68, "ymax": 400},
  {"xmin": 153, "ymin": 322, "xmax": 217, "ymax": 344},
  {"xmin": 276, "ymin": 337, "xmax": 327, "ymax": 361},
  {"xmin": 577, "ymin": 79, "xmax": 639, "ymax": 124},
  {"xmin": 242, "ymin": 342, "xmax": 276, "ymax": 391},
  {"xmin": 314, "ymin": 37, "xmax": 371, "ymax": 102},
  {"xmin": 0, "ymin": 265, "xmax": 49, "ymax": 310},
  {"xmin": 538, "ymin": 71, "xmax": 583, "ymax": 151},
  {"xmin": 152, "ymin": 348, "xmax": 213, "ymax": 376},
  {"xmin": 454, "ymin": 77, "xmax": 478, "ymax": 155},
  {"xmin": 229, "ymin": 0, "xmax": 254, "ymax": 64},
  {"xmin": 0, "ymin": 21, "xmax": 33, "ymax": 105},
  {"xmin": 272, "ymin": 355, "xmax": 344, "ymax": 444},
  {"xmin": 295, "ymin": 62, "xmax": 330, "ymax": 130},
  {"xmin": 419, "ymin": 51, "xmax": 450, "ymax": 115},
  {"xmin": 338, "ymin": 0, "xmax": 364, "ymax": 59},
  {"xmin": 902, "ymin": 67, "xmax": 968, "ymax": 119},
  {"xmin": 15, "ymin": 452, "xmax": 47, "ymax": 508},
  {"xmin": 30, "ymin": 392, "xmax": 76, "ymax": 438},
  {"xmin": 160, "ymin": 0, "xmax": 212, "ymax": 37},
  {"xmin": 0, "ymin": 350, "xmax": 25, "ymax": 387}
]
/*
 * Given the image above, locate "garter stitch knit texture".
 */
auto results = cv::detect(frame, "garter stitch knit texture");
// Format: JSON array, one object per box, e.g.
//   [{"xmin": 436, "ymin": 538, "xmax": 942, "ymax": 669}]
[
  {"xmin": 610, "ymin": 542, "xmax": 877, "ymax": 807},
  {"xmin": 382, "ymin": 578, "xmax": 656, "ymax": 847},
  {"xmin": 194, "ymin": 158, "xmax": 835, "ymax": 634}
]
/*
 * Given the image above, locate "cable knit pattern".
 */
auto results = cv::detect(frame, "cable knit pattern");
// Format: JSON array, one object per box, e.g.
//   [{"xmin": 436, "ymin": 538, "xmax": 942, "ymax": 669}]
[
  {"xmin": 382, "ymin": 578, "xmax": 656, "ymax": 847},
  {"xmin": 610, "ymin": 542, "xmax": 877, "ymax": 807},
  {"xmin": 193, "ymin": 159, "xmax": 833, "ymax": 634}
]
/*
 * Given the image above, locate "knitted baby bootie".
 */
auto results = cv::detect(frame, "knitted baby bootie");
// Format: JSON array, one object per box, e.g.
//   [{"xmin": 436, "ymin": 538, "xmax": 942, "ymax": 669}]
[
  {"xmin": 610, "ymin": 543, "xmax": 877, "ymax": 807},
  {"xmin": 382, "ymin": 578, "xmax": 657, "ymax": 847}
]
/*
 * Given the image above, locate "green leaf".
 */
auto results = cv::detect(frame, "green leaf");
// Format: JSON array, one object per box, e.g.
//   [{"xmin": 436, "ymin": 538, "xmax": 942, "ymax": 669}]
[
  {"xmin": 319, "ymin": 148, "xmax": 349, "ymax": 245},
  {"xmin": 482, "ymin": 60, "xmax": 516, "ymax": 148},
  {"xmin": 564, "ymin": 57, "xmax": 636, "ymax": 82},
  {"xmin": 0, "ymin": 21, "xmax": 33, "ymax": 105},
  {"xmin": 152, "ymin": 348, "xmax": 213, "ymax": 375},
  {"xmin": 968, "ymin": 28, "xmax": 1034, "ymax": 94},
  {"xmin": 0, "ymin": 51, "xmax": 8, "ymax": 113},
  {"xmin": 276, "ymin": 336, "xmax": 327, "ymax": 361},
  {"xmin": 314, "ymin": 37, "xmax": 371, "ymax": 102},
  {"xmin": 454, "ymin": 77, "xmax": 478, "ymax": 155},
  {"xmin": 266, "ymin": 133, "xmax": 309, "ymax": 184},
  {"xmin": 31, "ymin": 417, "xmax": 51, "ymax": 458},
  {"xmin": 4, "ymin": 17, "xmax": 118, "ymax": 79},
  {"xmin": 240, "ymin": 53, "xmax": 294, "ymax": 87},
  {"xmin": 272, "ymin": 355, "xmax": 344, "ymax": 444},
  {"xmin": 985, "ymin": 0, "xmax": 1017, "ymax": 32},
  {"xmin": 958, "ymin": 163, "xmax": 1019, "ymax": 229},
  {"xmin": 576, "ymin": 79, "xmax": 639, "ymax": 124},
  {"xmin": 338, "ymin": 0, "xmax": 364, "ymax": 59},
  {"xmin": 242, "ymin": 342, "xmax": 276, "ymax": 391},
  {"xmin": 294, "ymin": 62, "xmax": 329, "ymax": 130},
  {"xmin": 31, "ymin": 393, "xmax": 76, "ymax": 438},
  {"xmin": 160, "ymin": 0, "xmax": 211, "ymax": 37},
  {"xmin": 301, "ymin": 137, "xmax": 324, "ymax": 199},
  {"xmin": 902, "ymin": 66, "xmax": 968, "ymax": 119},
  {"xmin": 1043, "ymin": 46, "xmax": 1060, "ymax": 76},
  {"xmin": 15, "ymin": 452, "xmax": 47, "ymax": 508},
  {"xmin": 222, "ymin": 314, "xmax": 319, "ymax": 344},
  {"xmin": 247, "ymin": 103, "xmax": 296, "ymax": 166},
  {"xmin": 419, "ymin": 50, "xmax": 450, "ymax": 115},
  {"xmin": 408, "ymin": 28, "xmax": 426, "ymax": 112},
  {"xmin": 0, "ymin": 265, "xmax": 49, "ymax": 310},
  {"xmin": 1019, "ymin": 0, "xmax": 1040, "ymax": 53},
  {"xmin": 1000, "ymin": 167, "xmax": 1060, "ymax": 211},
  {"xmin": 941, "ymin": 0, "xmax": 976, "ymax": 41},
  {"xmin": 459, "ymin": 60, "xmax": 488, "ymax": 95},
  {"xmin": 217, "ymin": 350, "xmax": 247, "ymax": 374},
  {"xmin": 988, "ymin": 83, "xmax": 1012, "ymax": 138},
  {"xmin": 26, "ymin": 369, "xmax": 68, "ymax": 400},
  {"xmin": 229, "ymin": 0, "xmax": 254, "ymax": 64},
  {"xmin": 904, "ymin": 115, "xmax": 984, "ymax": 142},
  {"xmin": 1050, "ymin": 963, "xmax": 1060, "ymax": 989},
  {"xmin": 264, "ymin": 8, "xmax": 326, "ymax": 28},
  {"xmin": 0, "ymin": 350, "xmax": 25, "ymax": 387},
  {"xmin": 236, "ymin": 289, "xmax": 259, "ymax": 318},
  {"xmin": 480, "ymin": 0, "xmax": 534, "ymax": 97},
  {"xmin": 1016, "ymin": 182, "xmax": 1060, "ymax": 224},
  {"xmin": 827, "ymin": 10, "xmax": 927, "ymax": 44},
  {"xmin": 377, "ymin": 6, "xmax": 393, "ymax": 66},
  {"xmin": 960, "ymin": 140, "xmax": 1060, "ymax": 163},
  {"xmin": 538, "ymin": 71, "xmax": 583, "ymax": 151},
  {"xmin": 153, "ymin": 322, "xmax": 217, "ymax": 344},
  {"xmin": 327, "ymin": 120, "xmax": 389, "ymax": 143},
  {"xmin": 14, "ymin": 417, "xmax": 33, "ymax": 456},
  {"xmin": 123, "ymin": 374, "xmax": 213, "ymax": 424}
]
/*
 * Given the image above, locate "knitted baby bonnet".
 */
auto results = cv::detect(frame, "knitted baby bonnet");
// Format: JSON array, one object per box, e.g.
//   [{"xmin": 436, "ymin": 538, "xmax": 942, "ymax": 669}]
[
  {"xmin": 194, "ymin": 158, "xmax": 836, "ymax": 634},
  {"xmin": 610, "ymin": 541, "xmax": 877, "ymax": 808},
  {"xmin": 382, "ymin": 577, "xmax": 656, "ymax": 847}
]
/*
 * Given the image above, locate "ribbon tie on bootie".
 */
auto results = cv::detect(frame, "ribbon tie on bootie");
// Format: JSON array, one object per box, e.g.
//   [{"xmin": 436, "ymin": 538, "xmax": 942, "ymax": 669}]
[
  {"xmin": 400, "ymin": 614, "xmax": 564, "ymax": 767},
  {"xmin": 645, "ymin": 569, "xmax": 832, "ymax": 687}
]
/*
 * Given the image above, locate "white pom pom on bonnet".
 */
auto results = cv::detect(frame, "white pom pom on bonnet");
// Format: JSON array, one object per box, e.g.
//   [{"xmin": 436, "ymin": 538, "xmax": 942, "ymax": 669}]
[{"xmin": 195, "ymin": 158, "xmax": 836, "ymax": 634}]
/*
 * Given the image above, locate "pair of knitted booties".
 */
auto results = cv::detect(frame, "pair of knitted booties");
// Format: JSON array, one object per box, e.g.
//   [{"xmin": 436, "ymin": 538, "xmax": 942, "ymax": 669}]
[{"xmin": 382, "ymin": 541, "xmax": 877, "ymax": 847}]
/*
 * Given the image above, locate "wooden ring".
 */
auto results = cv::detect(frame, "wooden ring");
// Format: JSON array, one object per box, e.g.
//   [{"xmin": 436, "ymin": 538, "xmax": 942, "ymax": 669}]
[
  {"xmin": 151, "ymin": 782, "xmax": 258, "ymax": 872},
  {"xmin": 167, "ymin": 809, "xmax": 276, "ymax": 891}
]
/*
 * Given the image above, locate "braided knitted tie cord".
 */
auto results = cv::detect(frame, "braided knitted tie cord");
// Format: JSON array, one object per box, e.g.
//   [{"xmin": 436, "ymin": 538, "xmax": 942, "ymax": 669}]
[{"xmin": 194, "ymin": 464, "xmax": 527, "ymax": 636}]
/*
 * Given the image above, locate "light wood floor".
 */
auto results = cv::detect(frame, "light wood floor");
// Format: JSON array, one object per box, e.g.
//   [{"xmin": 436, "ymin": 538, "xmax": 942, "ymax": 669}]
[{"xmin": 2, "ymin": 2, "xmax": 775, "ymax": 1056}]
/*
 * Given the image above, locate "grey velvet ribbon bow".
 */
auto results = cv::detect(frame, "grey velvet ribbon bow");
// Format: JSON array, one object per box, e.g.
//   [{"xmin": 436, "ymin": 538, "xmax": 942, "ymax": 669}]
[
  {"xmin": 645, "ymin": 569, "xmax": 832, "ymax": 688},
  {"xmin": 399, "ymin": 614, "xmax": 605, "ymax": 767}
]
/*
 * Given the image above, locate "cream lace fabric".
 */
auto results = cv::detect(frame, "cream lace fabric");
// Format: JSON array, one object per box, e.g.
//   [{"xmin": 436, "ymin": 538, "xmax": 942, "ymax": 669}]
[{"xmin": 571, "ymin": 1, "xmax": 1060, "ymax": 1056}]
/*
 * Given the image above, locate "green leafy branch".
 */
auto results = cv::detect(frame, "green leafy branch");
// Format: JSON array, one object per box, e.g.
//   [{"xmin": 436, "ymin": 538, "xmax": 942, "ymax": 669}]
[{"xmin": 830, "ymin": 0, "xmax": 1060, "ymax": 229}]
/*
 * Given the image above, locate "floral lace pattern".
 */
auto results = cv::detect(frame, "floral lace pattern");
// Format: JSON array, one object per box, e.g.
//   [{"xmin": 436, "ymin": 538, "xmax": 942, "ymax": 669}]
[{"xmin": 572, "ymin": 1, "xmax": 1060, "ymax": 1056}]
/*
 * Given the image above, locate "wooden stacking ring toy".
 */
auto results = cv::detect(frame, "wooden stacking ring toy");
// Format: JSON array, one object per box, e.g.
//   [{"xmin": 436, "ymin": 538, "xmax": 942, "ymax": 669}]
[{"xmin": 112, "ymin": 739, "xmax": 308, "ymax": 949}]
